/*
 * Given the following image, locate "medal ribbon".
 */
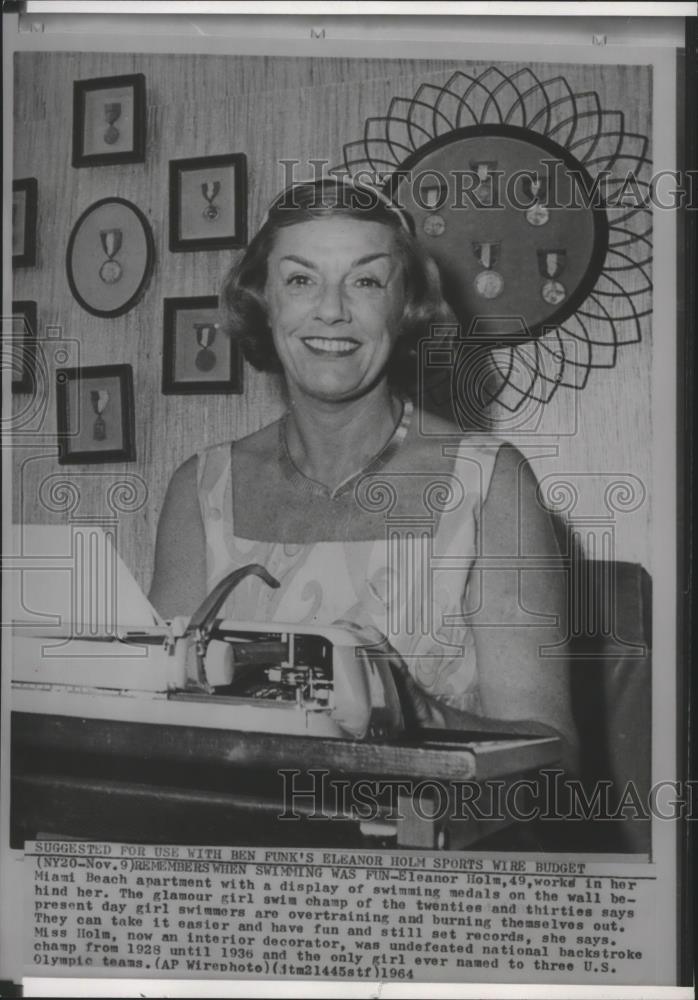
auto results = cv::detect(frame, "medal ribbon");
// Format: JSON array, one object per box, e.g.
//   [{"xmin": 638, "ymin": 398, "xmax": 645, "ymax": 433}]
[
  {"xmin": 202, "ymin": 181, "xmax": 221, "ymax": 205},
  {"xmin": 195, "ymin": 323, "xmax": 217, "ymax": 349},
  {"xmin": 473, "ymin": 241, "xmax": 501, "ymax": 270},
  {"xmin": 524, "ymin": 172, "xmax": 547, "ymax": 203},
  {"xmin": 90, "ymin": 389, "xmax": 109, "ymax": 415},
  {"xmin": 471, "ymin": 160, "xmax": 497, "ymax": 183},
  {"xmin": 100, "ymin": 229, "xmax": 123, "ymax": 260},
  {"xmin": 537, "ymin": 249, "xmax": 566, "ymax": 278}
]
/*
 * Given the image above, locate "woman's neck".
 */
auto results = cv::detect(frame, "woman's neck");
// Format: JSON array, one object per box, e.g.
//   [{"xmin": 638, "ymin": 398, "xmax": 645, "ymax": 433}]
[{"xmin": 283, "ymin": 383, "xmax": 403, "ymax": 491}]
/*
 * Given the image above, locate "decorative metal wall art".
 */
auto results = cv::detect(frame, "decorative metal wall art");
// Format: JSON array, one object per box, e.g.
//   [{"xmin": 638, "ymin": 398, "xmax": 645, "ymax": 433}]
[{"xmin": 340, "ymin": 67, "xmax": 651, "ymax": 410}]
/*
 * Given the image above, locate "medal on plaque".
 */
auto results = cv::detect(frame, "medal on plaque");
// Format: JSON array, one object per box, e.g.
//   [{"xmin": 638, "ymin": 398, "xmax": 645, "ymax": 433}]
[
  {"xmin": 420, "ymin": 183, "xmax": 446, "ymax": 237},
  {"xmin": 90, "ymin": 389, "xmax": 109, "ymax": 442},
  {"xmin": 423, "ymin": 214, "xmax": 446, "ymax": 237},
  {"xmin": 523, "ymin": 173, "xmax": 550, "ymax": 227},
  {"xmin": 194, "ymin": 322, "xmax": 218, "ymax": 372},
  {"xmin": 201, "ymin": 181, "xmax": 221, "ymax": 221},
  {"xmin": 470, "ymin": 160, "xmax": 497, "ymax": 208},
  {"xmin": 472, "ymin": 241, "xmax": 503, "ymax": 299},
  {"xmin": 421, "ymin": 183, "xmax": 445, "ymax": 210},
  {"xmin": 538, "ymin": 249, "xmax": 568, "ymax": 305},
  {"xmin": 526, "ymin": 202, "xmax": 550, "ymax": 227},
  {"xmin": 98, "ymin": 229, "xmax": 123, "ymax": 284},
  {"xmin": 103, "ymin": 102, "xmax": 122, "ymax": 146}
]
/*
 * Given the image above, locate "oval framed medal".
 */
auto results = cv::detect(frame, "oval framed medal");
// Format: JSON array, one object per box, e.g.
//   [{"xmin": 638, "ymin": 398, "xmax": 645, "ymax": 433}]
[{"xmin": 66, "ymin": 197, "xmax": 155, "ymax": 318}]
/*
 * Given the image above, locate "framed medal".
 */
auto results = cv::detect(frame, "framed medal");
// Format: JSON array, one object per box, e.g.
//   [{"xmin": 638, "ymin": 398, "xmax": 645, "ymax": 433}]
[
  {"xmin": 10, "ymin": 301, "xmax": 38, "ymax": 394},
  {"xmin": 72, "ymin": 73, "xmax": 146, "ymax": 167},
  {"xmin": 169, "ymin": 153, "xmax": 248, "ymax": 252},
  {"xmin": 56, "ymin": 364, "xmax": 136, "ymax": 464},
  {"xmin": 161, "ymin": 296, "xmax": 243, "ymax": 395},
  {"xmin": 66, "ymin": 197, "xmax": 155, "ymax": 318},
  {"xmin": 12, "ymin": 177, "xmax": 37, "ymax": 267}
]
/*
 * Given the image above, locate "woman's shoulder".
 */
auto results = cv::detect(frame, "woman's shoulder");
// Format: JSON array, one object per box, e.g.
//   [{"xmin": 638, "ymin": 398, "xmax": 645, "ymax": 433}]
[
  {"xmin": 192, "ymin": 422, "xmax": 281, "ymax": 502},
  {"xmin": 232, "ymin": 419, "xmax": 282, "ymax": 462},
  {"xmin": 407, "ymin": 405, "xmax": 507, "ymax": 463},
  {"xmin": 198, "ymin": 419, "xmax": 282, "ymax": 465}
]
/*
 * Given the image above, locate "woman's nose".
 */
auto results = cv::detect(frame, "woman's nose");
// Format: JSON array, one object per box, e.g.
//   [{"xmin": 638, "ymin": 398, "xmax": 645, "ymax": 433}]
[{"xmin": 315, "ymin": 281, "xmax": 349, "ymax": 324}]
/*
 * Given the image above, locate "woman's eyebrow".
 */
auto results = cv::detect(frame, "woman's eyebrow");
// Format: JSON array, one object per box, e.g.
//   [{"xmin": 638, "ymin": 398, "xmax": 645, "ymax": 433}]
[
  {"xmin": 351, "ymin": 253, "xmax": 392, "ymax": 267},
  {"xmin": 280, "ymin": 254, "xmax": 317, "ymax": 268}
]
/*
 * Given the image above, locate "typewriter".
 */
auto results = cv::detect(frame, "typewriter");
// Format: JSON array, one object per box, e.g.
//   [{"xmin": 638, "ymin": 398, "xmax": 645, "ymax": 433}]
[
  {"xmin": 10, "ymin": 530, "xmax": 562, "ymax": 849},
  {"xmin": 11, "ymin": 561, "xmax": 406, "ymax": 741}
]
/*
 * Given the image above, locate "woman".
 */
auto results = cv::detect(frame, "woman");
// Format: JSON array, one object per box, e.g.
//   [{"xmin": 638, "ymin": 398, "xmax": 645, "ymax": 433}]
[{"xmin": 149, "ymin": 178, "xmax": 578, "ymax": 773}]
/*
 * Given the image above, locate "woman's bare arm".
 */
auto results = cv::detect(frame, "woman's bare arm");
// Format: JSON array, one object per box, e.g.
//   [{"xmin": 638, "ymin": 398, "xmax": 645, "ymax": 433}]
[
  {"xmin": 148, "ymin": 455, "xmax": 208, "ymax": 620},
  {"xmin": 396, "ymin": 443, "xmax": 578, "ymax": 774},
  {"xmin": 463, "ymin": 442, "xmax": 579, "ymax": 773}
]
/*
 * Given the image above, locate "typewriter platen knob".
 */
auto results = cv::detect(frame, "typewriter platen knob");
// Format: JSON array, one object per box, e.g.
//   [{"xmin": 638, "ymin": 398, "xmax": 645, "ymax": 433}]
[{"xmin": 203, "ymin": 639, "xmax": 235, "ymax": 687}]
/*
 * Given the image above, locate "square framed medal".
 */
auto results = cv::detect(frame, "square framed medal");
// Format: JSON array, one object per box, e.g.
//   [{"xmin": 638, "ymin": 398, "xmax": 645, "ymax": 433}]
[{"xmin": 169, "ymin": 153, "xmax": 248, "ymax": 252}]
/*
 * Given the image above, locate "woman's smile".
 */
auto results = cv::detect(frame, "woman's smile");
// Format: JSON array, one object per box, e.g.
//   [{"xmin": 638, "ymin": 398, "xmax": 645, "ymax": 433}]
[{"xmin": 301, "ymin": 336, "xmax": 361, "ymax": 357}]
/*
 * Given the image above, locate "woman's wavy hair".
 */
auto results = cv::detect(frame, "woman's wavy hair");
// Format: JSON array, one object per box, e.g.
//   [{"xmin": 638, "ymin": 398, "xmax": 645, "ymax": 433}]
[{"xmin": 220, "ymin": 178, "xmax": 452, "ymax": 395}]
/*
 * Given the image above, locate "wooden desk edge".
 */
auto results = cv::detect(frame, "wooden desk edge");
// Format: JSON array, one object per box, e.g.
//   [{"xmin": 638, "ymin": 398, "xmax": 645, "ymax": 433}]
[{"xmin": 12, "ymin": 711, "xmax": 562, "ymax": 782}]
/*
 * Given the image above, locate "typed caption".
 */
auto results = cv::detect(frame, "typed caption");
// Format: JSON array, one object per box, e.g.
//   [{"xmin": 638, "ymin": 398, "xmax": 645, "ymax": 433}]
[{"xmin": 25, "ymin": 842, "xmax": 654, "ymax": 985}]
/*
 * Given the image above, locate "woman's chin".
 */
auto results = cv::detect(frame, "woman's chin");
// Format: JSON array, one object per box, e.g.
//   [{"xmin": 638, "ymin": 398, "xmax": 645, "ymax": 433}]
[
  {"xmin": 303, "ymin": 385, "xmax": 370, "ymax": 405},
  {"xmin": 290, "ymin": 373, "xmax": 384, "ymax": 404}
]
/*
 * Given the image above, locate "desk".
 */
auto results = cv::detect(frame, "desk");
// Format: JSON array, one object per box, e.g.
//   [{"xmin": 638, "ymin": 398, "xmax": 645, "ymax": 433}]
[{"xmin": 11, "ymin": 711, "xmax": 562, "ymax": 851}]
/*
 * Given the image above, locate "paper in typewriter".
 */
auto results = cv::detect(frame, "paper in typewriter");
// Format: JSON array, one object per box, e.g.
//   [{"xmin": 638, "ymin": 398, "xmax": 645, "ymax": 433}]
[{"xmin": 0, "ymin": 6, "xmax": 692, "ymax": 999}]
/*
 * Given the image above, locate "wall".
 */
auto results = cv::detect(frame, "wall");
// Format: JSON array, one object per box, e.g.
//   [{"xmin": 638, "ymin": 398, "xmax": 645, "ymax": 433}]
[{"xmin": 12, "ymin": 51, "xmax": 653, "ymax": 593}]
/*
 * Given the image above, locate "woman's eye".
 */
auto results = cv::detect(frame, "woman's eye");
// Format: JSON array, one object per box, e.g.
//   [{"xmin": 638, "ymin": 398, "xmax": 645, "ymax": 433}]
[
  {"xmin": 354, "ymin": 276, "xmax": 383, "ymax": 288},
  {"xmin": 286, "ymin": 274, "xmax": 313, "ymax": 287}
]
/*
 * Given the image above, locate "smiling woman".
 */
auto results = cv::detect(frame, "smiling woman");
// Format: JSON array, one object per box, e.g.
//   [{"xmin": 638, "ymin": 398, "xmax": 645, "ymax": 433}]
[
  {"xmin": 266, "ymin": 219, "xmax": 405, "ymax": 404},
  {"xmin": 149, "ymin": 178, "xmax": 578, "ymax": 774}
]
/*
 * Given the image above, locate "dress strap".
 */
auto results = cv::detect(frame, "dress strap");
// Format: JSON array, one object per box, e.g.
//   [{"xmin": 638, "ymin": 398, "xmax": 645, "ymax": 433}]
[{"xmin": 196, "ymin": 441, "xmax": 235, "ymax": 534}]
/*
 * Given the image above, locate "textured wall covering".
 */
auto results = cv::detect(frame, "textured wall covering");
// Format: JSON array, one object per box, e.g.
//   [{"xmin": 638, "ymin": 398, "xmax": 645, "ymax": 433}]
[{"xmin": 12, "ymin": 52, "xmax": 652, "ymax": 594}]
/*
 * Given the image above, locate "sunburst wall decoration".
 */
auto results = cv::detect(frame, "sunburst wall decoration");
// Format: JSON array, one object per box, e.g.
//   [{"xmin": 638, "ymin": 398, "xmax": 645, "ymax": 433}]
[{"xmin": 339, "ymin": 67, "xmax": 652, "ymax": 415}]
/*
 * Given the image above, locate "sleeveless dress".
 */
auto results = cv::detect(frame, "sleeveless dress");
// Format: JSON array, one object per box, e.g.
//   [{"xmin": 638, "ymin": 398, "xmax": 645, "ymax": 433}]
[{"xmin": 196, "ymin": 403, "xmax": 502, "ymax": 715}]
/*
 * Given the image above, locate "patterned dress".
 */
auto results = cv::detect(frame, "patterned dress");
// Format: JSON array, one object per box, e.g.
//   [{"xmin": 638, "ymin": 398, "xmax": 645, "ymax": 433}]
[{"xmin": 196, "ymin": 401, "xmax": 502, "ymax": 714}]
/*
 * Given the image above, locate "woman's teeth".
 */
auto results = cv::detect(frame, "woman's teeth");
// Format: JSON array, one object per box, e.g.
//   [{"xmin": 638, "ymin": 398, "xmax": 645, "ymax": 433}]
[{"xmin": 303, "ymin": 337, "xmax": 358, "ymax": 356}]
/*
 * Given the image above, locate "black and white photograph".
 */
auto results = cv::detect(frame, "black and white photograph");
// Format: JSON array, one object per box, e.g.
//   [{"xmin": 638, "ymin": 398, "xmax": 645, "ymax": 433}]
[{"xmin": 1, "ymin": 4, "xmax": 695, "ymax": 998}]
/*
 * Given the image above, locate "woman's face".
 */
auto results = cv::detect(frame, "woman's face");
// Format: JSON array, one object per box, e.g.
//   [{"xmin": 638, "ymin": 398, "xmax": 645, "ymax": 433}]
[{"xmin": 264, "ymin": 217, "xmax": 406, "ymax": 403}]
